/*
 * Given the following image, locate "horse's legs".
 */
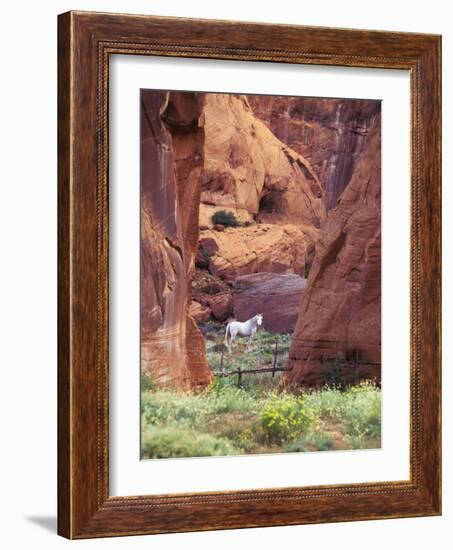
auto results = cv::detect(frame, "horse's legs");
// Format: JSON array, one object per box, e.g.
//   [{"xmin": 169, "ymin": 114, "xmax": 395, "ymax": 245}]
[
  {"xmin": 246, "ymin": 334, "xmax": 254, "ymax": 350},
  {"xmin": 224, "ymin": 325, "xmax": 230, "ymax": 353},
  {"xmin": 228, "ymin": 333, "xmax": 235, "ymax": 353},
  {"xmin": 226, "ymin": 329, "xmax": 232, "ymax": 353},
  {"xmin": 229, "ymin": 328, "xmax": 239, "ymax": 353}
]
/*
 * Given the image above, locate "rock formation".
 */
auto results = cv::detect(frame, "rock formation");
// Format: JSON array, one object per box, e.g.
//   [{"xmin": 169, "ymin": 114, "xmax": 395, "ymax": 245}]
[
  {"xmin": 247, "ymin": 95, "xmax": 381, "ymax": 210},
  {"xmin": 189, "ymin": 300, "xmax": 211, "ymax": 323},
  {"xmin": 200, "ymin": 224, "xmax": 315, "ymax": 283},
  {"xmin": 141, "ymin": 88, "xmax": 381, "ymax": 390},
  {"xmin": 204, "ymin": 292, "xmax": 234, "ymax": 322},
  {"xmin": 283, "ymin": 115, "xmax": 381, "ymax": 388},
  {"xmin": 233, "ymin": 273, "xmax": 306, "ymax": 333},
  {"xmin": 199, "ymin": 94, "xmax": 326, "ymax": 228},
  {"xmin": 141, "ymin": 91, "xmax": 212, "ymax": 389}
]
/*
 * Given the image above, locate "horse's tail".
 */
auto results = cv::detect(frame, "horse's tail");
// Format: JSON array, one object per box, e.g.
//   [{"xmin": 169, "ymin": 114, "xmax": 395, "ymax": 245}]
[{"xmin": 224, "ymin": 323, "xmax": 230, "ymax": 346}]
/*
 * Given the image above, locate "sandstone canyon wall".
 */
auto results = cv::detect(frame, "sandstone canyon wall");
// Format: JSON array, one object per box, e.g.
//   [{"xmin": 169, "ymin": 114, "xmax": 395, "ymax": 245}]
[
  {"xmin": 247, "ymin": 95, "xmax": 381, "ymax": 210},
  {"xmin": 188, "ymin": 93, "xmax": 325, "ymax": 333},
  {"xmin": 141, "ymin": 89, "xmax": 381, "ymax": 389},
  {"xmin": 200, "ymin": 94, "xmax": 326, "ymax": 229},
  {"xmin": 141, "ymin": 91, "xmax": 212, "ymax": 389},
  {"xmin": 233, "ymin": 273, "xmax": 306, "ymax": 334},
  {"xmin": 283, "ymin": 115, "xmax": 381, "ymax": 388}
]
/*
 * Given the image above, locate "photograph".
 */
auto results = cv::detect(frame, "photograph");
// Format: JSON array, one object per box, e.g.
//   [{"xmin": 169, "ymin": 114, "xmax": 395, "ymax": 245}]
[
  {"xmin": 140, "ymin": 90, "xmax": 382, "ymax": 459},
  {"xmin": 0, "ymin": 0, "xmax": 445, "ymax": 544}
]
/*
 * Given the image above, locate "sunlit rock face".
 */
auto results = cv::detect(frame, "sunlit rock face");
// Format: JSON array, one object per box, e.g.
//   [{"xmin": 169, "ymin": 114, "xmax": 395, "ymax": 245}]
[
  {"xmin": 200, "ymin": 223, "xmax": 314, "ymax": 284},
  {"xmin": 247, "ymin": 95, "xmax": 381, "ymax": 210},
  {"xmin": 282, "ymin": 115, "xmax": 381, "ymax": 388},
  {"xmin": 199, "ymin": 94, "xmax": 326, "ymax": 229},
  {"xmin": 141, "ymin": 90, "xmax": 212, "ymax": 389}
]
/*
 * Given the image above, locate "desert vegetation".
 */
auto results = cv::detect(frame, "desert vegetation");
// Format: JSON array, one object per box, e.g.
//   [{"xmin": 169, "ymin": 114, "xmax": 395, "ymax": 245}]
[
  {"xmin": 211, "ymin": 209, "xmax": 241, "ymax": 227},
  {"xmin": 141, "ymin": 323, "xmax": 381, "ymax": 459},
  {"xmin": 202, "ymin": 322, "xmax": 291, "ymax": 375},
  {"xmin": 141, "ymin": 374, "xmax": 381, "ymax": 459}
]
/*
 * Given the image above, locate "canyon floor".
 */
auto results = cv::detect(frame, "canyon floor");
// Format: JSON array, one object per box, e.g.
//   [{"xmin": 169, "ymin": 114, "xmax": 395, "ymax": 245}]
[{"xmin": 141, "ymin": 322, "xmax": 381, "ymax": 459}]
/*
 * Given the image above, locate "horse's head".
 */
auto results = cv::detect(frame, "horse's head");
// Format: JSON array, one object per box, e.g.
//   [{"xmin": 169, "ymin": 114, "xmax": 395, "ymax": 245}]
[{"xmin": 255, "ymin": 313, "xmax": 263, "ymax": 326}]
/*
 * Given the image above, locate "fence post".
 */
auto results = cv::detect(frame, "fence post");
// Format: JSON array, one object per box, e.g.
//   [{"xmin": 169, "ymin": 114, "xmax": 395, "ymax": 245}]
[
  {"xmin": 237, "ymin": 367, "xmax": 242, "ymax": 387},
  {"xmin": 354, "ymin": 349, "xmax": 359, "ymax": 384},
  {"xmin": 272, "ymin": 340, "xmax": 278, "ymax": 378},
  {"xmin": 220, "ymin": 349, "xmax": 224, "ymax": 375}
]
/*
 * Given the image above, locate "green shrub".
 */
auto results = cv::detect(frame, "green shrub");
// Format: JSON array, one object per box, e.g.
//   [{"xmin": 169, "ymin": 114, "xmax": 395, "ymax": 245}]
[
  {"xmin": 140, "ymin": 349, "xmax": 381, "ymax": 457},
  {"xmin": 228, "ymin": 427, "xmax": 257, "ymax": 452},
  {"xmin": 260, "ymin": 394, "xmax": 313, "ymax": 444},
  {"xmin": 285, "ymin": 430, "xmax": 335, "ymax": 452},
  {"xmin": 208, "ymin": 375, "xmax": 237, "ymax": 393},
  {"xmin": 141, "ymin": 426, "xmax": 237, "ymax": 458},
  {"xmin": 141, "ymin": 373, "xmax": 155, "ymax": 392},
  {"xmin": 141, "ymin": 383, "xmax": 260, "ymax": 429},
  {"xmin": 141, "ymin": 390, "xmax": 210, "ymax": 425},
  {"xmin": 302, "ymin": 381, "xmax": 381, "ymax": 446},
  {"xmin": 205, "ymin": 383, "xmax": 259, "ymax": 415},
  {"xmin": 303, "ymin": 386, "xmax": 346, "ymax": 420},
  {"xmin": 211, "ymin": 210, "xmax": 240, "ymax": 227},
  {"xmin": 341, "ymin": 382, "xmax": 381, "ymax": 441}
]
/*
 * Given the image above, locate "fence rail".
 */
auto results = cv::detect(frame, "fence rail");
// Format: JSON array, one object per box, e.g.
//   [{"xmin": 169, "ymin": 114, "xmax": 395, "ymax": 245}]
[
  {"xmin": 212, "ymin": 342, "xmax": 379, "ymax": 387},
  {"xmin": 213, "ymin": 341, "xmax": 291, "ymax": 386},
  {"xmin": 213, "ymin": 365, "xmax": 292, "ymax": 385}
]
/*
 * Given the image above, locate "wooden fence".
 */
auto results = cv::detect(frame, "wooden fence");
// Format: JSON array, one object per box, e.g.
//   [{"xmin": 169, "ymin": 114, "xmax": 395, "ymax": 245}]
[
  {"xmin": 213, "ymin": 365, "xmax": 293, "ymax": 386},
  {"xmin": 213, "ymin": 340, "xmax": 292, "ymax": 386},
  {"xmin": 213, "ymin": 341, "xmax": 379, "ymax": 387}
]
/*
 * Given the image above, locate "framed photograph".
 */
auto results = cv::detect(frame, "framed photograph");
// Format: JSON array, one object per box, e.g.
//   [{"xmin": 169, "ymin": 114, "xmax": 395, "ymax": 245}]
[{"xmin": 58, "ymin": 11, "xmax": 441, "ymax": 539}]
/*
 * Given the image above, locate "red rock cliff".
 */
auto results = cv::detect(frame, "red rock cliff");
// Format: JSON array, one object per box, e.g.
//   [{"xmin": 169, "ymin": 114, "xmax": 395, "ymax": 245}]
[
  {"xmin": 283, "ymin": 115, "xmax": 381, "ymax": 388},
  {"xmin": 200, "ymin": 94, "xmax": 326, "ymax": 229},
  {"xmin": 247, "ymin": 95, "xmax": 381, "ymax": 210},
  {"xmin": 141, "ymin": 91, "xmax": 212, "ymax": 389}
]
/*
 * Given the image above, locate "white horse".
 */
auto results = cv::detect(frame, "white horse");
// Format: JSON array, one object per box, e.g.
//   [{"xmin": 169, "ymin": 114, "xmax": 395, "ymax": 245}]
[{"xmin": 224, "ymin": 314, "xmax": 263, "ymax": 352}]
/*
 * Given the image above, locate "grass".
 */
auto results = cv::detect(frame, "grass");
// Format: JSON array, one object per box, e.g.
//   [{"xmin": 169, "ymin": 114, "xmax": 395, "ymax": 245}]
[
  {"xmin": 285, "ymin": 430, "xmax": 336, "ymax": 452},
  {"xmin": 141, "ymin": 323, "xmax": 381, "ymax": 459},
  {"xmin": 142, "ymin": 426, "xmax": 236, "ymax": 458},
  {"xmin": 141, "ymin": 374, "xmax": 381, "ymax": 459},
  {"xmin": 201, "ymin": 322, "xmax": 292, "ymax": 392},
  {"xmin": 302, "ymin": 382, "xmax": 382, "ymax": 449}
]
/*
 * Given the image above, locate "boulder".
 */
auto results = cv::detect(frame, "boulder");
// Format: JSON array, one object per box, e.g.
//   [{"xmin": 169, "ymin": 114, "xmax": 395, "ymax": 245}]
[
  {"xmin": 195, "ymin": 237, "xmax": 219, "ymax": 268},
  {"xmin": 189, "ymin": 300, "xmax": 212, "ymax": 323},
  {"xmin": 282, "ymin": 115, "xmax": 382, "ymax": 388},
  {"xmin": 140, "ymin": 90, "xmax": 212, "ymax": 390},
  {"xmin": 206, "ymin": 292, "xmax": 234, "ymax": 322},
  {"xmin": 198, "ymin": 237, "xmax": 219, "ymax": 257},
  {"xmin": 203, "ymin": 223, "xmax": 315, "ymax": 283},
  {"xmin": 195, "ymin": 249, "xmax": 209, "ymax": 269},
  {"xmin": 233, "ymin": 273, "xmax": 306, "ymax": 333}
]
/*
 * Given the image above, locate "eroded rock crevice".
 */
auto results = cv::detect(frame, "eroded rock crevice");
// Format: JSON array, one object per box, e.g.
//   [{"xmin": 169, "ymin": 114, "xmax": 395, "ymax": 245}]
[
  {"xmin": 282, "ymin": 114, "xmax": 382, "ymax": 388},
  {"xmin": 247, "ymin": 95, "xmax": 381, "ymax": 210}
]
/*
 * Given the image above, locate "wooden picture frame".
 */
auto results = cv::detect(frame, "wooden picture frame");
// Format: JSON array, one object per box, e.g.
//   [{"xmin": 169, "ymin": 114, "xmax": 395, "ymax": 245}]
[{"xmin": 58, "ymin": 10, "xmax": 441, "ymax": 539}]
